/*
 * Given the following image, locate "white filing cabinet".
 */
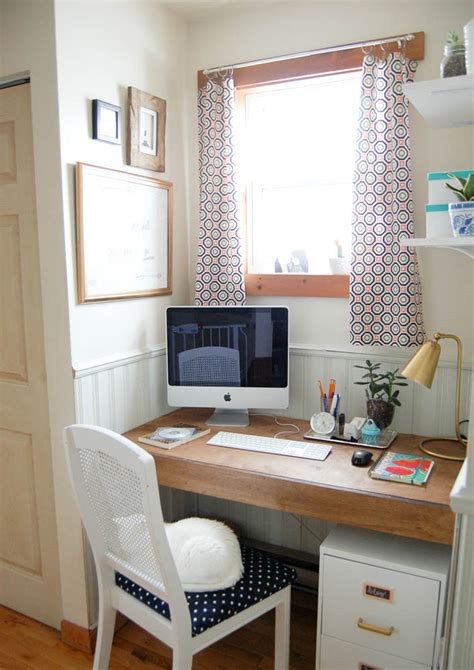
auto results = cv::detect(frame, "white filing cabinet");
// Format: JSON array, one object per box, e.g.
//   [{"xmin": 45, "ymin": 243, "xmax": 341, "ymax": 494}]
[{"xmin": 316, "ymin": 526, "xmax": 451, "ymax": 670}]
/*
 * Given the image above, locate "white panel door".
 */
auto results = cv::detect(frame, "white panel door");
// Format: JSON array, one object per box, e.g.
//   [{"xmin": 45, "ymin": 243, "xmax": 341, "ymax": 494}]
[{"xmin": 0, "ymin": 82, "xmax": 61, "ymax": 627}]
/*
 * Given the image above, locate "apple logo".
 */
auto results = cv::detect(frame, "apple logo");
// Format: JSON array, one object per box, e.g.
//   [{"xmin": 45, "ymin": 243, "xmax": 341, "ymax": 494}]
[{"xmin": 224, "ymin": 393, "xmax": 231, "ymax": 402}]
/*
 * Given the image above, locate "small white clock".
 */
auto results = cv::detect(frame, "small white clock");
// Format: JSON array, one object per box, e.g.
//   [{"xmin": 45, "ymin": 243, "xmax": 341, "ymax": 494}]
[{"xmin": 310, "ymin": 411, "xmax": 336, "ymax": 435}]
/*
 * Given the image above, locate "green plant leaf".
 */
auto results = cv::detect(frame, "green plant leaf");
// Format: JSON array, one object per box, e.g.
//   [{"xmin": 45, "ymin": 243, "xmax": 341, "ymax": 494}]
[
  {"xmin": 464, "ymin": 173, "xmax": 474, "ymax": 200},
  {"xmin": 446, "ymin": 183, "xmax": 466, "ymax": 202},
  {"xmin": 446, "ymin": 173, "xmax": 474, "ymax": 202},
  {"xmin": 447, "ymin": 31, "xmax": 460, "ymax": 45}
]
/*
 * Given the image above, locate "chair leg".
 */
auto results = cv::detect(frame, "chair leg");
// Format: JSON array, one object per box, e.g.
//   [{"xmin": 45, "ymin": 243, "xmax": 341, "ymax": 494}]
[
  {"xmin": 172, "ymin": 643, "xmax": 193, "ymax": 670},
  {"xmin": 274, "ymin": 586, "xmax": 291, "ymax": 670},
  {"xmin": 93, "ymin": 602, "xmax": 117, "ymax": 670}
]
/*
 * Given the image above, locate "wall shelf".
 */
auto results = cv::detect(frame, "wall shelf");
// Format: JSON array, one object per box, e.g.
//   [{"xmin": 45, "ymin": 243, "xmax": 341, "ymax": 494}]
[
  {"xmin": 403, "ymin": 75, "xmax": 474, "ymax": 128},
  {"xmin": 401, "ymin": 236, "xmax": 474, "ymax": 259}
]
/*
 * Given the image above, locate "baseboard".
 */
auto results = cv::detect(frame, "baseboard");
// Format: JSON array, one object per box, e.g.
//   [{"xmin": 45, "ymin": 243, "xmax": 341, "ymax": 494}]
[
  {"xmin": 61, "ymin": 612, "xmax": 129, "ymax": 653},
  {"xmin": 61, "ymin": 619, "xmax": 96, "ymax": 654}
]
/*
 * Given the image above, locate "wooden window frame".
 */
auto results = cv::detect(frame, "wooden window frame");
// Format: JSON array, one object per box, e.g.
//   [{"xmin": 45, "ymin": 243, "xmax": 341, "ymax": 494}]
[{"xmin": 198, "ymin": 33, "xmax": 424, "ymax": 298}]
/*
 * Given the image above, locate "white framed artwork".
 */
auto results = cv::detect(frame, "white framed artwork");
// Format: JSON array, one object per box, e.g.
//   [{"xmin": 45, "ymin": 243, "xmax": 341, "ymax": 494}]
[{"xmin": 75, "ymin": 163, "xmax": 172, "ymax": 302}]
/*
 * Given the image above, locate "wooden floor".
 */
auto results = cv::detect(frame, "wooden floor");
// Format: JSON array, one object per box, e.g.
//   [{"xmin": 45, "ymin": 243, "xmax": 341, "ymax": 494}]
[{"xmin": 0, "ymin": 590, "xmax": 317, "ymax": 669}]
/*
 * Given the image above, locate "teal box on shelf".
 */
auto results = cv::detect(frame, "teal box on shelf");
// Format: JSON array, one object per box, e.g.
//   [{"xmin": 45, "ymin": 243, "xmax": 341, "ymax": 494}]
[{"xmin": 425, "ymin": 204, "xmax": 452, "ymax": 238}]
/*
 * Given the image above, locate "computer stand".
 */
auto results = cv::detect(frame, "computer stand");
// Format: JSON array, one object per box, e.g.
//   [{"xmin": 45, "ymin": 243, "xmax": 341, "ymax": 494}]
[{"xmin": 206, "ymin": 409, "xmax": 250, "ymax": 427}]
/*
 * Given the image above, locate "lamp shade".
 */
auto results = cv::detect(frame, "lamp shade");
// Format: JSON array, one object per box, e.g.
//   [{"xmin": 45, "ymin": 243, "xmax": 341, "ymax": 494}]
[{"xmin": 401, "ymin": 339, "xmax": 441, "ymax": 389}]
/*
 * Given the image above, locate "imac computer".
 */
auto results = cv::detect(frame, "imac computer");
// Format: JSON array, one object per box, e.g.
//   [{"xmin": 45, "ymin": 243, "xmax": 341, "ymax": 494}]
[{"xmin": 166, "ymin": 305, "xmax": 289, "ymax": 426}]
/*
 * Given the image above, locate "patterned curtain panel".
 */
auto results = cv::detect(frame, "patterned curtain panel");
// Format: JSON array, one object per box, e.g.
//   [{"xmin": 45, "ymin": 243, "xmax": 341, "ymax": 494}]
[
  {"xmin": 350, "ymin": 52, "xmax": 424, "ymax": 346},
  {"xmin": 195, "ymin": 72, "xmax": 245, "ymax": 305}
]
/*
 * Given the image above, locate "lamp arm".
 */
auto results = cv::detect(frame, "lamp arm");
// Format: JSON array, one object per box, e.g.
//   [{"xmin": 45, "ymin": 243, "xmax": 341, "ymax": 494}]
[{"xmin": 433, "ymin": 333, "xmax": 465, "ymax": 445}]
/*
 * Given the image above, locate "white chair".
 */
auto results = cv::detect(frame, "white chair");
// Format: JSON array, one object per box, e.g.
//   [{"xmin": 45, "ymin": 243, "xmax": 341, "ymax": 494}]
[{"xmin": 64, "ymin": 424, "xmax": 294, "ymax": 669}]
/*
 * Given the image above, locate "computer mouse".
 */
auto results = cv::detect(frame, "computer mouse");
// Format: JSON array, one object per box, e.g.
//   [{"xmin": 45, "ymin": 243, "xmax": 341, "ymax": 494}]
[{"xmin": 351, "ymin": 449, "xmax": 373, "ymax": 467}]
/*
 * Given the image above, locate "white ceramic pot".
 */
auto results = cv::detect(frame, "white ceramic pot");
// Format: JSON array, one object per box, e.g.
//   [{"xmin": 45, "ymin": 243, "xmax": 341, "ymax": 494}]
[
  {"xmin": 449, "ymin": 201, "xmax": 474, "ymax": 237},
  {"xmin": 329, "ymin": 257, "xmax": 350, "ymax": 274}
]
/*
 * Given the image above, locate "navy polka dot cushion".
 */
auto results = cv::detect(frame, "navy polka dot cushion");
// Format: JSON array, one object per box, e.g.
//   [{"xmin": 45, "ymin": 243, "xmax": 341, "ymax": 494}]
[{"xmin": 115, "ymin": 544, "xmax": 296, "ymax": 636}]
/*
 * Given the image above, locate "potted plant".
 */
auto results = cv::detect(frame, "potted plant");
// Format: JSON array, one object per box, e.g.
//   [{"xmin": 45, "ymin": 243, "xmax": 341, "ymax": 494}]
[
  {"xmin": 329, "ymin": 239, "xmax": 350, "ymax": 275},
  {"xmin": 446, "ymin": 172, "xmax": 474, "ymax": 237},
  {"xmin": 354, "ymin": 360, "xmax": 408, "ymax": 429},
  {"xmin": 440, "ymin": 31, "xmax": 466, "ymax": 78}
]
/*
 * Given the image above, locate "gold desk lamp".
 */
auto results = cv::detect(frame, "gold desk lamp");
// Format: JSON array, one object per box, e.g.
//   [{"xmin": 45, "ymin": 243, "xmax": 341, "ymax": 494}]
[{"xmin": 401, "ymin": 332, "xmax": 467, "ymax": 461}]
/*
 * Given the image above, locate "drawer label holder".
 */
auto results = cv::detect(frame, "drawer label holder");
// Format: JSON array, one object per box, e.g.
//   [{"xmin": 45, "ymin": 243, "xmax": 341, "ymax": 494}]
[{"xmin": 363, "ymin": 581, "xmax": 393, "ymax": 603}]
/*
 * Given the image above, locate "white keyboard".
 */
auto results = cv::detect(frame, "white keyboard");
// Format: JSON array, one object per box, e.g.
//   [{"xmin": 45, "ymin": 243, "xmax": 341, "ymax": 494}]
[{"xmin": 207, "ymin": 431, "xmax": 331, "ymax": 461}]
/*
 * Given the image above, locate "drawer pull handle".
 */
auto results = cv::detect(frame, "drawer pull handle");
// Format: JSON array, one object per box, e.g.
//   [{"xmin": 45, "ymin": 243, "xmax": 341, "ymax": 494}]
[{"xmin": 357, "ymin": 617, "xmax": 394, "ymax": 636}]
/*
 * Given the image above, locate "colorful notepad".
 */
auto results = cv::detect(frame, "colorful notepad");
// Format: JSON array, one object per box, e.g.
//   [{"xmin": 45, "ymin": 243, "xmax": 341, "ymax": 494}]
[{"xmin": 369, "ymin": 452, "xmax": 434, "ymax": 486}]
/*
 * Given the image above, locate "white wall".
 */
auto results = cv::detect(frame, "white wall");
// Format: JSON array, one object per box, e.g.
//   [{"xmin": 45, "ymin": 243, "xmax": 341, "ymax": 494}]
[
  {"xmin": 186, "ymin": 0, "xmax": 474, "ymax": 363},
  {"xmin": 55, "ymin": 0, "xmax": 191, "ymax": 370}
]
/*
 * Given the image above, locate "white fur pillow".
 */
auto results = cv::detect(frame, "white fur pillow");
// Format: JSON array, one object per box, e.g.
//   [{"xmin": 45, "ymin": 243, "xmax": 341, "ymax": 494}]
[{"xmin": 165, "ymin": 517, "xmax": 243, "ymax": 592}]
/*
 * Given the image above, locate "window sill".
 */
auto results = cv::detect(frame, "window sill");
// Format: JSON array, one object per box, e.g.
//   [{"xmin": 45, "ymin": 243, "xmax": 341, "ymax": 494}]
[{"xmin": 245, "ymin": 273, "xmax": 349, "ymax": 298}]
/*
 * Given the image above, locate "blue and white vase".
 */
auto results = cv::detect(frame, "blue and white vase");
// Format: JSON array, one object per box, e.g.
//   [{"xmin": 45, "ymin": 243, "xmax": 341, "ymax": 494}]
[{"xmin": 449, "ymin": 201, "xmax": 474, "ymax": 237}]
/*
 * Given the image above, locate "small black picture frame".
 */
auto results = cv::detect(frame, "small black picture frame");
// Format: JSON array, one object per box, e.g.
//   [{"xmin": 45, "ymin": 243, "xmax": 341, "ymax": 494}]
[{"xmin": 92, "ymin": 99, "xmax": 121, "ymax": 144}]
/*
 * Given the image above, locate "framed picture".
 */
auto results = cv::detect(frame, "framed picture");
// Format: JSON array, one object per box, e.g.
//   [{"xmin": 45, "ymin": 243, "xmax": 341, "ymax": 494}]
[
  {"xmin": 76, "ymin": 163, "xmax": 172, "ymax": 302},
  {"xmin": 92, "ymin": 99, "xmax": 121, "ymax": 144},
  {"xmin": 127, "ymin": 87, "xmax": 166, "ymax": 172}
]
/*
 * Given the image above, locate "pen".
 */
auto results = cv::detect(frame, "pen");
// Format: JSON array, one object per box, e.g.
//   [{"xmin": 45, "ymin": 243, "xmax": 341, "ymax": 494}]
[
  {"xmin": 318, "ymin": 381, "xmax": 325, "ymax": 411},
  {"xmin": 328, "ymin": 378, "xmax": 336, "ymax": 400}
]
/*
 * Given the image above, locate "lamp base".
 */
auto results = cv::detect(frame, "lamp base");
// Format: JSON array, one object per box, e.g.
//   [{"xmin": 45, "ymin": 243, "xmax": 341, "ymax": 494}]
[{"xmin": 419, "ymin": 437, "xmax": 466, "ymax": 462}]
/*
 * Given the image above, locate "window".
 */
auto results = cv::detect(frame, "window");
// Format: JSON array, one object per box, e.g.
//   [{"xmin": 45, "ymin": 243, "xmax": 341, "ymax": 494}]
[
  {"xmin": 237, "ymin": 71, "xmax": 361, "ymax": 290},
  {"xmin": 197, "ymin": 33, "xmax": 424, "ymax": 298}
]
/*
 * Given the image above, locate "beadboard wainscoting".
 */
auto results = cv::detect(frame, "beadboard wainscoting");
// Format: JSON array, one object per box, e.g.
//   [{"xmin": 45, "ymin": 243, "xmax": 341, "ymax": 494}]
[{"xmin": 73, "ymin": 344, "xmax": 471, "ymax": 556}]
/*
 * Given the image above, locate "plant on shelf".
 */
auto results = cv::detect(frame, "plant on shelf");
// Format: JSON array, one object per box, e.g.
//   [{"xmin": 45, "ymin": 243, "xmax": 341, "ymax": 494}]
[
  {"xmin": 447, "ymin": 30, "xmax": 462, "ymax": 47},
  {"xmin": 446, "ymin": 173, "xmax": 474, "ymax": 237},
  {"xmin": 445, "ymin": 173, "xmax": 474, "ymax": 201},
  {"xmin": 354, "ymin": 360, "xmax": 408, "ymax": 429},
  {"xmin": 440, "ymin": 31, "xmax": 466, "ymax": 78}
]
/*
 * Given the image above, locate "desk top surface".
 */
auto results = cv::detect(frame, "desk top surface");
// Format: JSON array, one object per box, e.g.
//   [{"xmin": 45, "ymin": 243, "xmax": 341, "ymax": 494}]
[{"xmin": 124, "ymin": 408, "xmax": 462, "ymax": 545}]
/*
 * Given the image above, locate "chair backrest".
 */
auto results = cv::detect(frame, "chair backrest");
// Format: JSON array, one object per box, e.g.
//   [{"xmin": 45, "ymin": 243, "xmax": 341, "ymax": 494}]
[
  {"xmin": 178, "ymin": 346, "xmax": 241, "ymax": 386},
  {"xmin": 64, "ymin": 425, "xmax": 184, "ymax": 605}
]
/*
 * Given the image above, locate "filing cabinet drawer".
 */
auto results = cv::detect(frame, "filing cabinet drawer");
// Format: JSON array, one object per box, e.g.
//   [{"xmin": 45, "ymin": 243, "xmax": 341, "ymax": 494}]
[
  {"xmin": 321, "ymin": 555, "xmax": 441, "ymax": 665},
  {"xmin": 319, "ymin": 634, "xmax": 430, "ymax": 670}
]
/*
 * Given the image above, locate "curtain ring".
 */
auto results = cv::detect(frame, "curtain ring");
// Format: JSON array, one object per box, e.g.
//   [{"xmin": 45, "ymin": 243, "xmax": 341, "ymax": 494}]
[
  {"xmin": 206, "ymin": 66, "xmax": 234, "ymax": 81},
  {"xmin": 398, "ymin": 38, "xmax": 407, "ymax": 52},
  {"xmin": 362, "ymin": 45, "xmax": 373, "ymax": 55}
]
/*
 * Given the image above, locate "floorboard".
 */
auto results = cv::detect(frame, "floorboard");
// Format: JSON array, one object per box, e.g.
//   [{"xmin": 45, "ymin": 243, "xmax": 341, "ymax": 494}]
[{"xmin": 0, "ymin": 589, "xmax": 317, "ymax": 669}]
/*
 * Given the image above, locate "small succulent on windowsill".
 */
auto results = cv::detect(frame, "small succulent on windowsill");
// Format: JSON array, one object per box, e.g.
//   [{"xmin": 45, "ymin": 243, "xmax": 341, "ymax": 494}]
[
  {"xmin": 445, "ymin": 173, "xmax": 474, "ymax": 202},
  {"xmin": 354, "ymin": 360, "xmax": 408, "ymax": 429}
]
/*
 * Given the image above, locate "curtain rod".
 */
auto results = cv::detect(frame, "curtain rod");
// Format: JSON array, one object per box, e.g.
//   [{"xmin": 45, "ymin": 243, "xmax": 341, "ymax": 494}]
[{"xmin": 203, "ymin": 33, "xmax": 415, "ymax": 75}]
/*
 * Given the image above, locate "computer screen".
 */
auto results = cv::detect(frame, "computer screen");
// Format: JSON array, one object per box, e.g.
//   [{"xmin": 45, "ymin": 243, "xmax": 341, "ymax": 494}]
[{"xmin": 166, "ymin": 305, "xmax": 289, "ymax": 426}]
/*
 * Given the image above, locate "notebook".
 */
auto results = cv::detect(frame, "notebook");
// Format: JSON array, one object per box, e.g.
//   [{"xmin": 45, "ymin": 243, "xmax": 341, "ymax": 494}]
[{"xmin": 368, "ymin": 451, "xmax": 434, "ymax": 486}]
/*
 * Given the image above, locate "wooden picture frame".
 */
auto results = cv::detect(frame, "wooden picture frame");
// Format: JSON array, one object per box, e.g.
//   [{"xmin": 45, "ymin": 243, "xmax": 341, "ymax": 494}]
[
  {"xmin": 92, "ymin": 99, "xmax": 121, "ymax": 144},
  {"xmin": 127, "ymin": 87, "xmax": 166, "ymax": 172},
  {"xmin": 76, "ymin": 163, "xmax": 172, "ymax": 303}
]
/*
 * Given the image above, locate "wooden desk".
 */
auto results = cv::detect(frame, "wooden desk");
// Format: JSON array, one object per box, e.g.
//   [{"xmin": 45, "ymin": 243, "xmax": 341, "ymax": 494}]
[{"xmin": 124, "ymin": 408, "xmax": 462, "ymax": 545}]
